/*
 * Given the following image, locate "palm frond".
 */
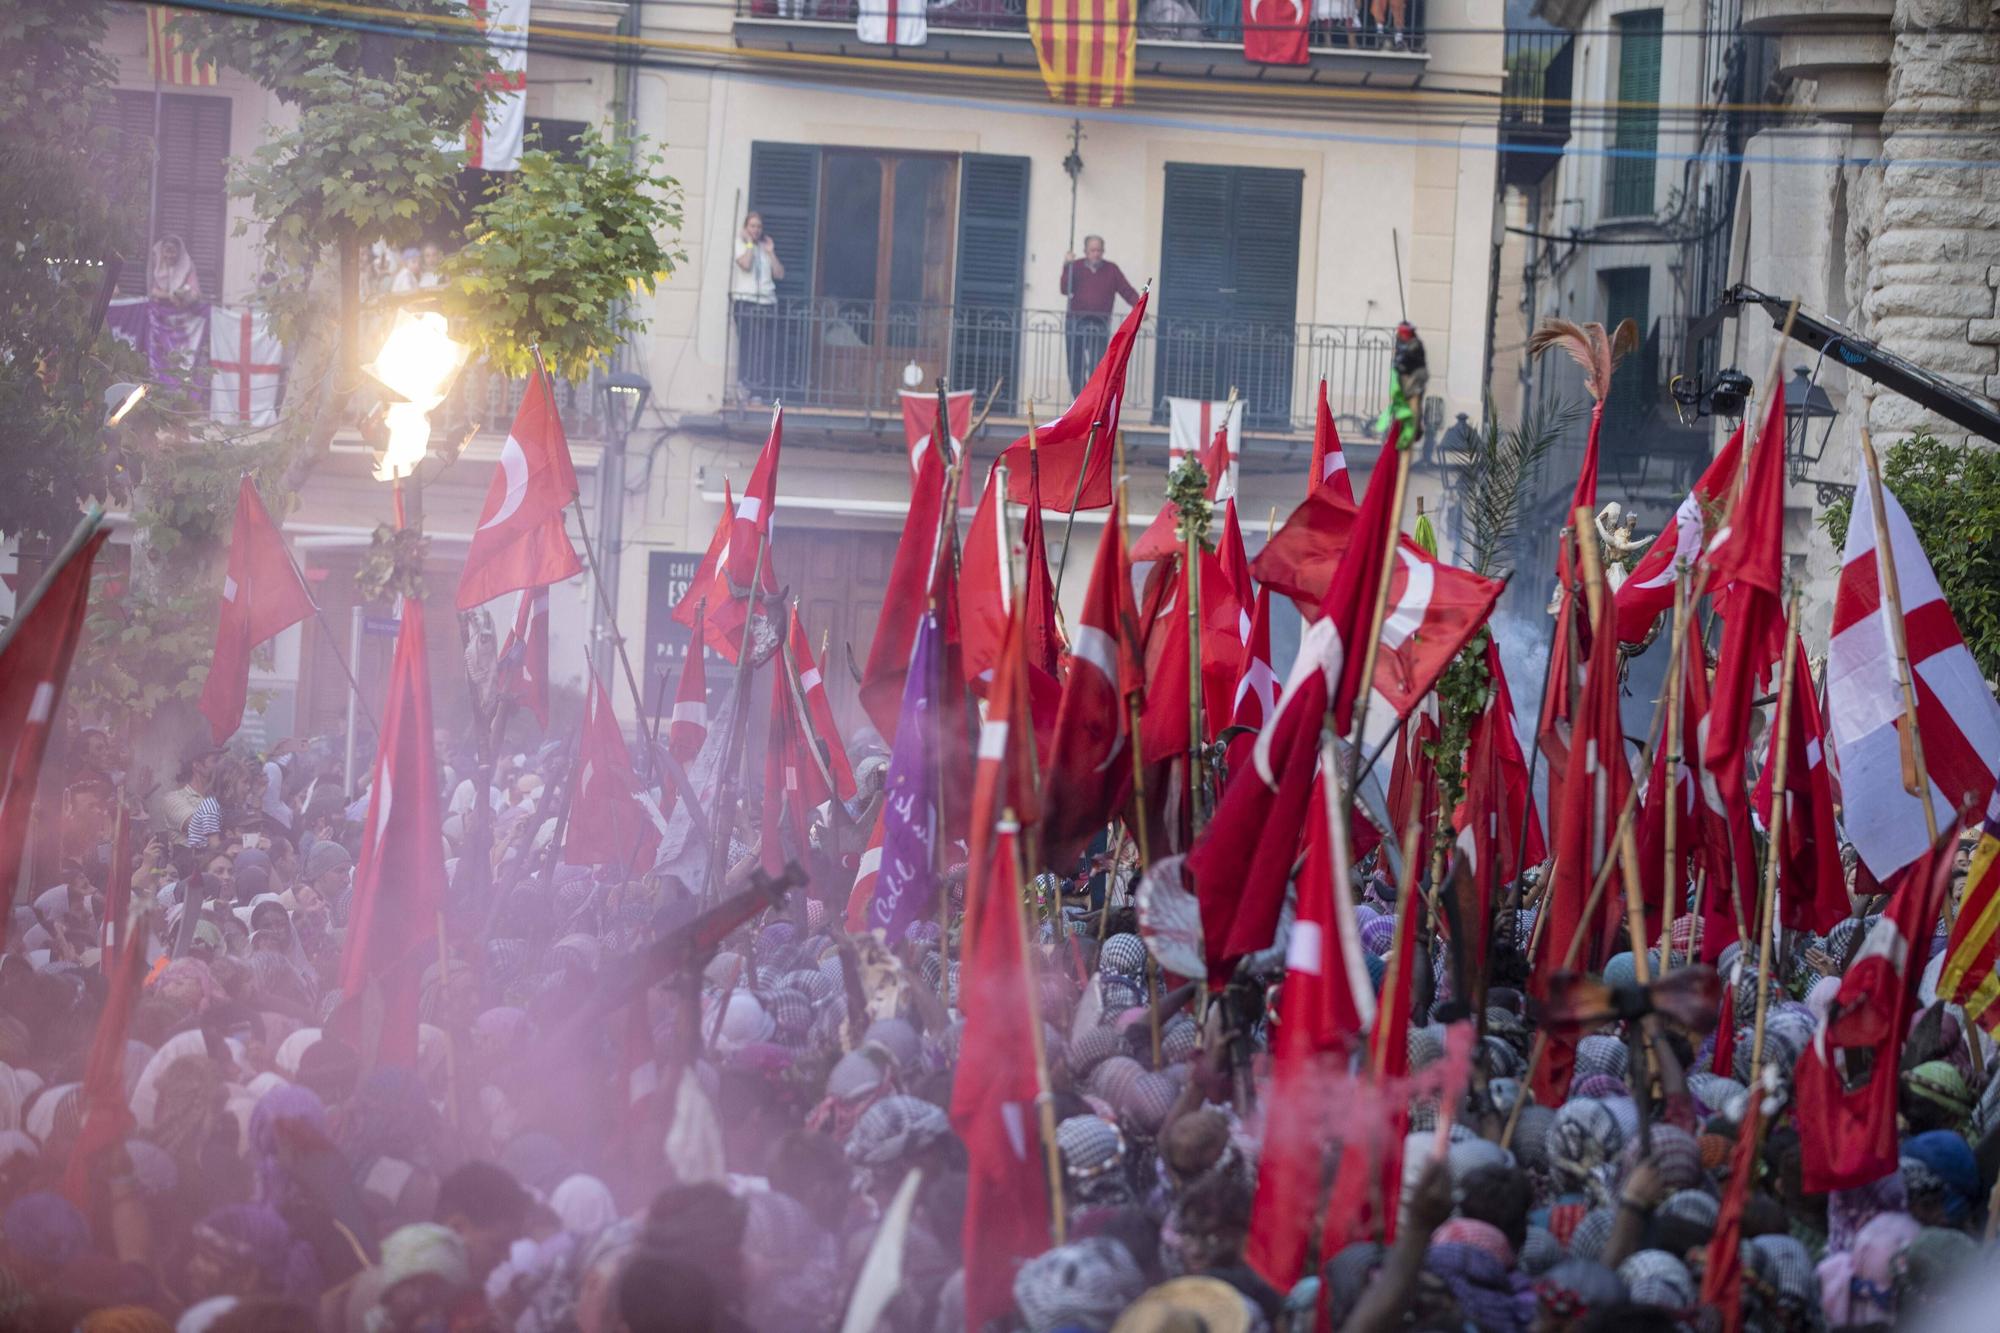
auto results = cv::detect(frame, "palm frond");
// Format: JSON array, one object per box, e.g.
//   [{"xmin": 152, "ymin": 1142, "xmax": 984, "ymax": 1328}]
[
  {"xmin": 1528, "ymin": 318, "xmax": 1640, "ymax": 403},
  {"xmin": 1460, "ymin": 398, "xmax": 1584, "ymax": 577}
]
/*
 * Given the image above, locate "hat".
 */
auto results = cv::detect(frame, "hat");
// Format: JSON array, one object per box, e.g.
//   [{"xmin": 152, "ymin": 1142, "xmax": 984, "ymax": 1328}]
[
  {"xmin": 1057, "ymin": 1114, "xmax": 1126, "ymax": 1181},
  {"xmin": 380, "ymin": 1222, "xmax": 469, "ymax": 1294},
  {"xmin": 304, "ymin": 841, "xmax": 350, "ymax": 881},
  {"xmin": 1110, "ymin": 1276, "xmax": 1252, "ymax": 1333},
  {"xmin": 844, "ymin": 1095, "xmax": 950, "ymax": 1167},
  {"xmin": 1012, "ymin": 1237, "xmax": 1145, "ymax": 1333},
  {"xmin": 1616, "ymin": 1249, "xmax": 1694, "ymax": 1310}
]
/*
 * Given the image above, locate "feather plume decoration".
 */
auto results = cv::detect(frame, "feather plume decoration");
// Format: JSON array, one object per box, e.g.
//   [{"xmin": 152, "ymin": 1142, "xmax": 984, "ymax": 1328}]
[{"xmin": 1527, "ymin": 318, "xmax": 1640, "ymax": 403}]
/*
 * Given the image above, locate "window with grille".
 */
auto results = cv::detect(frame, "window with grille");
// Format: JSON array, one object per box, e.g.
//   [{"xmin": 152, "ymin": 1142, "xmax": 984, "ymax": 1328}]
[{"xmin": 1605, "ymin": 10, "xmax": 1662, "ymax": 218}]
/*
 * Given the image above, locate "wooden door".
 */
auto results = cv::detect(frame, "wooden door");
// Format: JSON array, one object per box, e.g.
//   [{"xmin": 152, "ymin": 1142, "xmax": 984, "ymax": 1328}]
[{"xmin": 773, "ymin": 526, "xmax": 902, "ymax": 750}]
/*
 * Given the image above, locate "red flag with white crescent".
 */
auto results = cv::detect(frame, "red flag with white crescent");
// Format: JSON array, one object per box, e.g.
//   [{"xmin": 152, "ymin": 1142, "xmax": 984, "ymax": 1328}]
[{"xmin": 457, "ymin": 370, "xmax": 583, "ymax": 609}]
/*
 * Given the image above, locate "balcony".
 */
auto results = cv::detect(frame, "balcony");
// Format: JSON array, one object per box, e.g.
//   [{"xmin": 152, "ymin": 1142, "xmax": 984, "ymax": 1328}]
[
  {"xmin": 1498, "ymin": 30, "xmax": 1572, "ymax": 188},
  {"xmin": 733, "ymin": 0, "xmax": 1430, "ymax": 87},
  {"xmin": 724, "ymin": 298, "xmax": 1402, "ymax": 441},
  {"xmin": 435, "ymin": 362, "xmax": 608, "ymax": 442}
]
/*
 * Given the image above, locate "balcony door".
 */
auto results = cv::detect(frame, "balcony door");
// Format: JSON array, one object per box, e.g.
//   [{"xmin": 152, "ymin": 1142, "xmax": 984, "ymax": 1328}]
[
  {"xmin": 1156, "ymin": 163, "xmax": 1303, "ymax": 431},
  {"xmin": 814, "ymin": 151, "xmax": 957, "ymax": 408}
]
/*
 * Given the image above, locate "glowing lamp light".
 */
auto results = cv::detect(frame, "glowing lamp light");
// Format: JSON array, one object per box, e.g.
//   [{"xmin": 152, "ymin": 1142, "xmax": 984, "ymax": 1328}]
[
  {"xmin": 104, "ymin": 382, "xmax": 147, "ymax": 426},
  {"xmin": 362, "ymin": 310, "xmax": 469, "ymax": 481}
]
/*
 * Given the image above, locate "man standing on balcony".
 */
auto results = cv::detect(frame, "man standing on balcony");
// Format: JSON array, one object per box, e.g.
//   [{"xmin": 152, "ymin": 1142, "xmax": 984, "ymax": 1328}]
[
  {"xmin": 733, "ymin": 210, "xmax": 785, "ymax": 405},
  {"xmin": 1060, "ymin": 234, "xmax": 1140, "ymax": 400}
]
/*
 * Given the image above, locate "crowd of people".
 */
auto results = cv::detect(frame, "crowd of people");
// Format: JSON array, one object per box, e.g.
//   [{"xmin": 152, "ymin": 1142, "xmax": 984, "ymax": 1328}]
[{"xmin": 1, "ymin": 707, "xmax": 1996, "ymax": 1333}]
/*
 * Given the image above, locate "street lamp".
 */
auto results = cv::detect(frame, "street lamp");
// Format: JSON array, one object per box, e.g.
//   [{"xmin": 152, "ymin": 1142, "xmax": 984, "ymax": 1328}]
[
  {"xmin": 597, "ymin": 370, "xmax": 652, "ymax": 439},
  {"xmin": 103, "ymin": 382, "xmax": 147, "ymax": 426},
  {"xmin": 1782, "ymin": 364, "xmax": 1839, "ymax": 477},
  {"xmin": 362, "ymin": 310, "xmax": 469, "ymax": 481}
]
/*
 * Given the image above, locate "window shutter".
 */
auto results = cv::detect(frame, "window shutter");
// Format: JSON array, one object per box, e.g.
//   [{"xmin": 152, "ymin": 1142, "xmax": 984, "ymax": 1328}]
[
  {"xmin": 950, "ymin": 154, "xmax": 1030, "ymax": 412},
  {"xmin": 747, "ymin": 141, "xmax": 820, "ymax": 304},
  {"xmin": 1607, "ymin": 11, "xmax": 1662, "ymax": 217},
  {"xmin": 97, "ymin": 91, "xmax": 230, "ymax": 297},
  {"xmin": 1601, "ymin": 266, "xmax": 1652, "ymax": 445},
  {"xmin": 1157, "ymin": 164, "xmax": 1301, "ymax": 430}
]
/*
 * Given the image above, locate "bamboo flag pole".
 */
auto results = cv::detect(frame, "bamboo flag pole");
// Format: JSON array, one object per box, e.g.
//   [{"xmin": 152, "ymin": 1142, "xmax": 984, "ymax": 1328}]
[
  {"xmin": 1860, "ymin": 429, "xmax": 1941, "ymax": 848},
  {"xmin": 1748, "ymin": 589, "xmax": 1803, "ymax": 1077},
  {"xmin": 1003, "ymin": 808, "xmax": 1067, "ymax": 1245},
  {"xmin": 1658, "ymin": 569, "xmax": 1690, "ymax": 970},
  {"xmin": 1341, "ymin": 440, "xmax": 1415, "ymax": 810},
  {"xmin": 1186, "ymin": 521, "xmax": 1208, "ymax": 836},
  {"xmin": 1369, "ymin": 821, "xmax": 1427, "ymax": 1075}
]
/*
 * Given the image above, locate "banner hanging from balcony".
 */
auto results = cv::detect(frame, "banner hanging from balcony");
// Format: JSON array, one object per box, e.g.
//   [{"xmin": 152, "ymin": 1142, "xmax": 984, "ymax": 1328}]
[
  {"xmin": 1028, "ymin": 0, "xmax": 1137, "ymax": 108},
  {"xmin": 857, "ymin": 0, "xmax": 927, "ymax": 46},
  {"xmin": 1242, "ymin": 0, "xmax": 1309, "ymax": 65},
  {"xmin": 465, "ymin": 0, "xmax": 530, "ymax": 171}
]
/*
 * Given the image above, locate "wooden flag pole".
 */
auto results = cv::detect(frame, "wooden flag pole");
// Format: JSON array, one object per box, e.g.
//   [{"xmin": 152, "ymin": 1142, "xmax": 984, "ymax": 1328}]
[
  {"xmin": 1186, "ymin": 522, "xmax": 1208, "ymax": 837},
  {"xmin": 1748, "ymin": 589, "xmax": 1802, "ymax": 1078},
  {"xmin": 1503, "ymin": 534, "xmax": 1570, "ymax": 916},
  {"xmin": 1369, "ymin": 820, "xmax": 1427, "ymax": 1075},
  {"xmin": 1053, "ymin": 420, "xmax": 1101, "ymax": 597},
  {"xmin": 1860, "ymin": 429, "xmax": 1941, "ymax": 848},
  {"xmin": 702, "ymin": 520, "xmax": 772, "ymax": 906},
  {"xmin": 1003, "ymin": 808, "xmax": 1067, "ymax": 1245},
  {"xmin": 1658, "ymin": 569, "xmax": 1690, "ymax": 969}
]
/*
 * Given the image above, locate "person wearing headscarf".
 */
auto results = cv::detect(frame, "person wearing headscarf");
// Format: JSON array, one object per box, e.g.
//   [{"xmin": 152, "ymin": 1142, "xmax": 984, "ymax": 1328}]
[
  {"xmin": 1011, "ymin": 1237, "xmax": 1146, "ymax": 1333},
  {"xmin": 180, "ymin": 1203, "xmax": 323, "ymax": 1307},
  {"xmin": 1900, "ymin": 1129, "xmax": 1982, "ymax": 1229},
  {"xmin": 368, "ymin": 1223, "xmax": 489, "ymax": 1333},
  {"xmin": 1816, "ymin": 1209, "xmax": 1921, "ymax": 1325},
  {"xmin": 1423, "ymin": 1216, "xmax": 1534, "ymax": 1332}
]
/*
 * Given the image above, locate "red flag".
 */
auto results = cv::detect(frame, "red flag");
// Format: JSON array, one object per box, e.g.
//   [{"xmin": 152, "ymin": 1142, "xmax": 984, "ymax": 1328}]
[
  {"xmin": 496, "ymin": 587, "xmax": 551, "ymax": 728},
  {"xmin": 1246, "ymin": 770, "xmax": 1374, "ymax": 1286},
  {"xmin": 1634, "ymin": 618, "xmax": 1725, "ymax": 945},
  {"xmin": 1133, "ymin": 419, "xmax": 1239, "ymax": 563},
  {"xmin": 62, "ymin": 900, "xmax": 148, "ymax": 1206},
  {"xmin": 1794, "ymin": 820, "xmax": 1958, "ymax": 1193},
  {"xmin": 1712, "ymin": 956, "xmax": 1738, "ymax": 1081},
  {"xmin": 0, "ymin": 524, "xmax": 107, "ymax": 949},
  {"xmin": 729, "ymin": 407, "xmax": 784, "ymax": 591},
  {"xmin": 843, "ymin": 808, "xmax": 887, "ymax": 932},
  {"xmin": 1243, "ymin": 0, "xmax": 1308, "ymax": 65},
  {"xmin": 863, "ymin": 443, "xmax": 953, "ymax": 741},
  {"xmin": 668, "ymin": 613, "xmax": 709, "ymax": 764},
  {"xmin": 1019, "ymin": 449, "xmax": 1066, "ymax": 684},
  {"xmin": 952, "ymin": 604, "xmax": 1052, "ymax": 1329},
  {"xmin": 1752, "ymin": 636, "xmax": 1846, "ymax": 934},
  {"xmin": 1699, "ymin": 385, "xmax": 1789, "ymax": 953},
  {"xmin": 1308, "ymin": 379, "xmax": 1355, "ymax": 503},
  {"xmin": 1451, "ymin": 641, "xmax": 1546, "ymax": 902},
  {"xmin": 900, "ymin": 388, "xmax": 972, "ymax": 485},
  {"xmin": 1385, "ymin": 696, "xmax": 1440, "ymax": 873},
  {"xmin": 997, "ymin": 293, "xmax": 1149, "ymax": 512},
  {"xmin": 1224, "ymin": 586, "xmax": 1278, "ymax": 786},
  {"xmin": 456, "ymin": 370, "xmax": 583, "ymax": 609},
  {"xmin": 199, "ymin": 477, "xmax": 316, "ymax": 743},
  {"xmin": 1699, "ymin": 1060, "xmax": 1765, "ymax": 1333},
  {"xmin": 960, "ymin": 465, "xmax": 1009, "ymax": 690},
  {"xmin": 762, "ymin": 646, "xmax": 835, "ymax": 874},
  {"xmin": 1043, "ymin": 494, "xmax": 1143, "ymax": 868},
  {"xmin": 1533, "ymin": 586, "xmax": 1630, "ymax": 1104},
  {"xmin": 1614, "ymin": 425, "xmax": 1743, "ymax": 644},
  {"xmin": 673, "ymin": 479, "xmax": 733, "ymax": 637},
  {"xmin": 1138, "ymin": 545, "xmax": 1242, "ymax": 764},
  {"xmin": 566, "ymin": 674, "xmax": 664, "ymax": 874},
  {"xmin": 337, "ymin": 598, "xmax": 446, "ymax": 1069},
  {"xmin": 788, "ymin": 608, "xmax": 856, "ymax": 801}
]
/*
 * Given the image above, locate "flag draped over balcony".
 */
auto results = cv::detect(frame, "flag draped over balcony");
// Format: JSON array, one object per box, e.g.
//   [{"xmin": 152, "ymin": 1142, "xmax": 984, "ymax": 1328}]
[{"xmin": 1027, "ymin": 0, "xmax": 1138, "ymax": 108}]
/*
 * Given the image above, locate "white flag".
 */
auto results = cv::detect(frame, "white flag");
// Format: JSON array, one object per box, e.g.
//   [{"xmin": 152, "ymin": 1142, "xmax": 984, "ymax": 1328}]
[
  {"xmin": 466, "ymin": 0, "xmax": 529, "ymax": 171},
  {"xmin": 208, "ymin": 306, "xmax": 283, "ymax": 427},
  {"xmin": 857, "ymin": 0, "xmax": 927, "ymax": 46}
]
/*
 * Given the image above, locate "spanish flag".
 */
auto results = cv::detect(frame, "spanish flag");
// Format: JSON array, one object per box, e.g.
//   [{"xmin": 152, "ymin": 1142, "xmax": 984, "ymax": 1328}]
[
  {"xmin": 148, "ymin": 7, "xmax": 219, "ymax": 87},
  {"xmin": 1027, "ymin": 0, "xmax": 1137, "ymax": 108},
  {"xmin": 1940, "ymin": 790, "xmax": 2000, "ymax": 1032}
]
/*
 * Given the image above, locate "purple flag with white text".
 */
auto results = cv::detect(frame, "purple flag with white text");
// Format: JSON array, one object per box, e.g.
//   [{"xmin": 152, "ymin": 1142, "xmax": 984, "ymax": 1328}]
[{"xmin": 867, "ymin": 610, "xmax": 942, "ymax": 942}]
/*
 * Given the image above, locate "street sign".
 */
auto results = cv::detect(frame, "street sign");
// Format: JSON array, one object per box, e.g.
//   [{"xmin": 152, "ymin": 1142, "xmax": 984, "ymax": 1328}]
[{"xmin": 643, "ymin": 550, "xmax": 707, "ymax": 692}]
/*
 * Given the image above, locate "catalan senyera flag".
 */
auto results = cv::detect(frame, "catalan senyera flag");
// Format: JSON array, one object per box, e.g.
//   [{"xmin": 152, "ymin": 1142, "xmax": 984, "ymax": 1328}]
[
  {"xmin": 1027, "ymin": 0, "xmax": 1137, "ymax": 108},
  {"xmin": 149, "ymin": 7, "xmax": 218, "ymax": 87},
  {"xmin": 1940, "ymin": 792, "xmax": 2000, "ymax": 1033}
]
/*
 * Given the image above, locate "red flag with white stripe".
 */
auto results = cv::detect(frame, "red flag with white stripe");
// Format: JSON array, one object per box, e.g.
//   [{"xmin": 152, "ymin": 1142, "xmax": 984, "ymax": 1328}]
[
  {"xmin": 668, "ymin": 609, "xmax": 709, "ymax": 764},
  {"xmin": 1614, "ymin": 424, "xmax": 1744, "ymax": 644},
  {"xmin": 864, "ymin": 440, "xmax": 954, "ymax": 741},
  {"xmin": 457, "ymin": 370, "xmax": 583, "ymax": 610},
  {"xmin": 200, "ymin": 476, "xmax": 316, "ymax": 743},
  {"xmin": 496, "ymin": 586, "xmax": 551, "ymax": 728},
  {"xmin": 729, "ymin": 407, "xmax": 784, "ymax": 591},
  {"xmin": 844, "ymin": 810, "xmax": 887, "ymax": 932},
  {"xmin": 1753, "ymin": 635, "xmax": 1847, "ymax": 934},
  {"xmin": 788, "ymin": 607, "xmax": 856, "ymax": 801},
  {"xmin": 0, "ymin": 524, "xmax": 106, "ymax": 952},
  {"xmin": 1828, "ymin": 471, "xmax": 2000, "ymax": 883},
  {"xmin": 1308, "ymin": 379, "xmax": 1355, "ymax": 503},
  {"xmin": 996, "ymin": 294, "xmax": 1149, "ymax": 512},
  {"xmin": 1133, "ymin": 418, "xmax": 1239, "ymax": 562}
]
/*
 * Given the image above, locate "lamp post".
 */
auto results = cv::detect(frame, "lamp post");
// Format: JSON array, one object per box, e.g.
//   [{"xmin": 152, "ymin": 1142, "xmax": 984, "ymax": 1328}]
[
  {"xmin": 1781, "ymin": 364, "xmax": 1843, "ymax": 504},
  {"xmin": 593, "ymin": 369, "xmax": 652, "ymax": 675}
]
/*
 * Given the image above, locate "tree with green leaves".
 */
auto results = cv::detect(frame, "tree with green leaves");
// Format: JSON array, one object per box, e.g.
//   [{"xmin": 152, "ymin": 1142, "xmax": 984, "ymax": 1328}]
[
  {"xmin": 0, "ymin": 1, "xmax": 150, "ymax": 546},
  {"xmin": 1820, "ymin": 430, "xmax": 2000, "ymax": 683}
]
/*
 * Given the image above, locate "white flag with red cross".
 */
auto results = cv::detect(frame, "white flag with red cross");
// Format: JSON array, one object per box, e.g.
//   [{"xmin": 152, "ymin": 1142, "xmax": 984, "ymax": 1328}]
[{"xmin": 208, "ymin": 307, "xmax": 283, "ymax": 426}]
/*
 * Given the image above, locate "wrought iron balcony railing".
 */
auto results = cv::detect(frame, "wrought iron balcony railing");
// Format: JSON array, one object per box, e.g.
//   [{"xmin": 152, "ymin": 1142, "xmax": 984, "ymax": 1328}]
[
  {"xmin": 735, "ymin": 0, "xmax": 1429, "ymax": 55},
  {"xmin": 435, "ymin": 362, "xmax": 607, "ymax": 442},
  {"xmin": 725, "ymin": 298, "xmax": 1403, "ymax": 439}
]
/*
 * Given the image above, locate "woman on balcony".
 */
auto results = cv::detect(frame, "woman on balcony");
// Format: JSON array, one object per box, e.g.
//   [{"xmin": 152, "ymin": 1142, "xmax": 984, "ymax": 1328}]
[{"xmin": 732, "ymin": 210, "xmax": 785, "ymax": 406}]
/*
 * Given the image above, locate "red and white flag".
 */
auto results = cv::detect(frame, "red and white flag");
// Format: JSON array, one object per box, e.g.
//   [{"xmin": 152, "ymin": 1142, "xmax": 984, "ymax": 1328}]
[
  {"xmin": 566, "ymin": 674, "xmax": 664, "ymax": 874},
  {"xmin": 496, "ymin": 586, "xmax": 551, "ymax": 728},
  {"xmin": 464, "ymin": 0, "xmax": 529, "ymax": 171},
  {"xmin": 1309, "ymin": 379, "xmax": 1355, "ymax": 503},
  {"xmin": 729, "ymin": 406, "xmax": 783, "ymax": 591},
  {"xmin": 1828, "ymin": 471, "xmax": 2000, "ymax": 883},
  {"xmin": 207, "ymin": 307, "xmax": 283, "ymax": 426},
  {"xmin": 674, "ymin": 481, "xmax": 754, "ymax": 664},
  {"xmin": 788, "ymin": 607, "xmax": 856, "ymax": 801},
  {"xmin": 997, "ymin": 292, "xmax": 1148, "ymax": 512},
  {"xmin": 337, "ymin": 598, "xmax": 446, "ymax": 1070},
  {"xmin": 1753, "ymin": 635, "xmax": 1847, "ymax": 935},
  {"xmin": 1134, "ymin": 417, "xmax": 1240, "ymax": 562},
  {"xmin": 1794, "ymin": 821, "xmax": 1958, "ymax": 1192},
  {"xmin": 1043, "ymin": 493, "xmax": 1143, "ymax": 868},
  {"xmin": 857, "ymin": 0, "xmax": 927, "ymax": 44},
  {"xmin": 863, "ymin": 446, "xmax": 955, "ymax": 742},
  {"xmin": 762, "ymin": 641, "xmax": 834, "ymax": 874},
  {"xmin": 1450, "ymin": 640, "xmax": 1545, "ymax": 946},
  {"xmin": 843, "ymin": 809, "xmax": 887, "ymax": 932},
  {"xmin": 668, "ymin": 609, "xmax": 709, "ymax": 763},
  {"xmin": 457, "ymin": 370, "xmax": 582, "ymax": 610},
  {"xmin": 200, "ymin": 476, "xmax": 316, "ymax": 743},
  {"xmin": 0, "ymin": 524, "xmax": 107, "ymax": 950},
  {"xmin": 1242, "ymin": 0, "xmax": 1309, "ymax": 65},
  {"xmin": 899, "ymin": 388, "xmax": 972, "ymax": 483},
  {"xmin": 1166, "ymin": 396, "xmax": 1242, "ymax": 482},
  {"xmin": 1614, "ymin": 424, "xmax": 1744, "ymax": 644}
]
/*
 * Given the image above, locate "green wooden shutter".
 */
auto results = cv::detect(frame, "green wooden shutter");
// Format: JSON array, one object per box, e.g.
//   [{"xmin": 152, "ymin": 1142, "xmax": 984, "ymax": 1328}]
[
  {"xmin": 1157, "ymin": 164, "xmax": 1301, "ymax": 429},
  {"xmin": 1601, "ymin": 266, "xmax": 1652, "ymax": 443},
  {"xmin": 98, "ymin": 90, "xmax": 230, "ymax": 297},
  {"xmin": 951, "ymin": 154, "xmax": 1030, "ymax": 412},
  {"xmin": 1607, "ymin": 11, "xmax": 1662, "ymax": 217},
  {"xmin": 748, "ymin": 141, "xmax": 820, "ymax": 305}
]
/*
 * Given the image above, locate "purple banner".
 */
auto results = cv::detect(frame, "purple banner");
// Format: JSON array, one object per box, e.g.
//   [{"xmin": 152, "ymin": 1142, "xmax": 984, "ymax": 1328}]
[{"xmin": 867, "ymin": 610, "xmax": 942, "ymax": 942}]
